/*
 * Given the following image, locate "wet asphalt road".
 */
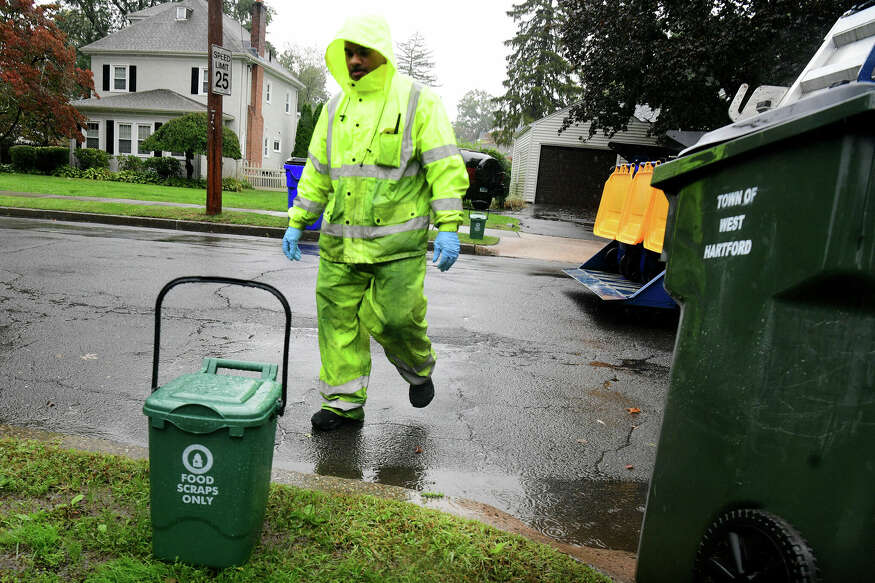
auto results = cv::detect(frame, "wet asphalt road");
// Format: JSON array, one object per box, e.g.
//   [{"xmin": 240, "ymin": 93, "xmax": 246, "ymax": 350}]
[{"xmin": 0, "ymin": 215, "xmax": 677, "ymax": 552}]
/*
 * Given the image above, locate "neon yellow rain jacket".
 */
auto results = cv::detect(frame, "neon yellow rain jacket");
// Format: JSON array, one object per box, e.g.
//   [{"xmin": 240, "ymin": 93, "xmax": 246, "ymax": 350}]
[{"xmin": 288, "ymin": 15, "xmax": 468, "ymax": 264}]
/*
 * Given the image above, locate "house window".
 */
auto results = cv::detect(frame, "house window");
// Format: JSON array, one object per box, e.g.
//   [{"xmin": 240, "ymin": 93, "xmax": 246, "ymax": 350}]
[
  {"xmin": 118, "ymin": 123, "xmax": 132, "ymax": 154},
  {"xmin": 113, "ymin": 65, "xmax": 128, "ymax": 91},
  {"xmin": 86, "ymin": 121, "xmax": 99, "ymax": 149},
  {"xmin": 285, "ymin": 92, "xmax": 291, "ymax": 114},
  {"xmin": 264, "ymin": 138, "xmax": 269, "ymax": 157},
  {"xmin": 137, "ymin": 124, "xmax": 151, "ymax": 153},
  {"xmin": 265, "ymin": 82, "xmax": 271, "ymax": 103},
  {"xmin": 272, "ymin": 139, "xmax": 281, "ymax": 152},
  {"xmin": 201, "ymin": 67, "xmax": 209, "ymax": 94}
]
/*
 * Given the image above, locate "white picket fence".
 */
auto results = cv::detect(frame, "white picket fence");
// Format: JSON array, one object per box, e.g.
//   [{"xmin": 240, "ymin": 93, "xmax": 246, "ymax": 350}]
[{"xmin": 242, "ymin": 165, "xmax": 286, "ymax": 191}]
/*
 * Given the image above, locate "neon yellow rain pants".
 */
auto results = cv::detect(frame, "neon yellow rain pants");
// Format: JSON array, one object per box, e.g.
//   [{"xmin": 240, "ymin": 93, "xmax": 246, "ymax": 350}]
[{"xmin": 316, "ymin": 255, "xmax": 436, "ymax": 419}]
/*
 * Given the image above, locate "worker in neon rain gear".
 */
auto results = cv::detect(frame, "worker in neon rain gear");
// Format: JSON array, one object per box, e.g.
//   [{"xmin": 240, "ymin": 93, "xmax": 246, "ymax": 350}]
[{"xmin": 282, "ymin": 14, "xmax": 468, "ymax": 431}]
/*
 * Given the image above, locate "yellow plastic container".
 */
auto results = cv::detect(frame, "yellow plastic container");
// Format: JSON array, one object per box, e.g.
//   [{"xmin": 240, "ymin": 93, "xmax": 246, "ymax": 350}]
[
  {"xmin": 616, "ymin": 162, "xmax": 657, "ymax": 245},
  {"xmin": 593, "ymin": 164, "xmax": 633, "ymax": 239},
  {"xmin": 642, "ymin": 187, "xmax": 669, "ymax": 253}
]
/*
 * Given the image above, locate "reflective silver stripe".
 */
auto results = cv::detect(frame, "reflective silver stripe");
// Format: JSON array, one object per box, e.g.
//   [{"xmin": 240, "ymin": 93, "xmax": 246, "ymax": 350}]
[
  {"xmin": 430, "ymin": 197, "xmax": 463, "ymax": 212},
  {"xmin": 320, "ymin": 375, "xmax": 368, "ymax": 396},
  {"xmin": 329, "ymin": 162, "xmax": 420, "ymax": 181},
  {"xmin": 322, "ymin": 398, "xmax": 363, "ymax": 411},
  {"xmin": 401, "ymin": 82, "xmax": 422, "ymax": 167},
  {"xmin": 421, "ymin": 144, "xmax": 460, "ymax": 165},
  {"xmin": 325, "ymin": 92, "xmax": 344, "ymax": 168},
  {"xmin": 307, "ymin": 152, "xmax": 329, "ymax": 175},
  {"xmin": 386, "ymin": 351, "xmax": 435, "ymax": 385},
  {"xmin": 293, "ymin": 195, "xmax": 325, "ymax": 215},
  {"xmin": 321, "ymin": 215, "xmax": 429, "ymax": 239}
]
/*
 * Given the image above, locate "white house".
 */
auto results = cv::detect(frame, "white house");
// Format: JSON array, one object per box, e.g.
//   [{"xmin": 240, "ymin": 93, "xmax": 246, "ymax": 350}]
[
  {"xmin": 71, "ymin": 0, "xmax": 304, "ymax": 176},
  {"xmin": 509, "ymin": 104, "xmax": 692, "ymax": 212}
]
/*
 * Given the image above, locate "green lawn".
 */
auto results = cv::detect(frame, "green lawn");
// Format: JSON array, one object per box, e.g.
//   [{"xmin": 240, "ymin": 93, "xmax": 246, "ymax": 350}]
[
  {"xmin": 0, "ymin": 438, "xmax": 610, "ymax": 582},
  {"xmin": 0, "ymin": 173, "xmax": 516, "ymax": 243}
]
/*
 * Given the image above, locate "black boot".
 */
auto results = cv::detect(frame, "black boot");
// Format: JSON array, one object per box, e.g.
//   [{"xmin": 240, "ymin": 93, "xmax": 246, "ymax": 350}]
[
  {"xmin": 311, "ymin": 409, "xmax": 362, "ymax": 431},
  {"xmin": 409, "ymin": 377, "xmax": 434, "ymax": 408}
]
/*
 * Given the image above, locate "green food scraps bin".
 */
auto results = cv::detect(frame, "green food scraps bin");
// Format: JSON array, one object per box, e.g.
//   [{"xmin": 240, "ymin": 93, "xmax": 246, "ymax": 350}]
[
  {"xmin": 469, "ymin": 211, "xmax": 488, "ymax": 240},
  {"xmin": 144, "ymin": 276, "xmax": 290, "ymax": 568},
  {"xmin": 636, "ymin": 83, "xmax": 875, "ymax": 581}
]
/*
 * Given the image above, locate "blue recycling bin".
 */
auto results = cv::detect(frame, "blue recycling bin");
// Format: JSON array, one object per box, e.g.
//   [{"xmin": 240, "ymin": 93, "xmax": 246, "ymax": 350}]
[{"xmin": 284, "ymin": 158, "xmax": 322, "ymax": 231}]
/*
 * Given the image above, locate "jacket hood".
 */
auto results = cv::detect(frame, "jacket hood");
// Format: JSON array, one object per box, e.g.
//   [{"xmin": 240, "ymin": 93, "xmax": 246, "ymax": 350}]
[{"xmin": 325, "ymin": 14, "xmax": 396, "ymax": 93}]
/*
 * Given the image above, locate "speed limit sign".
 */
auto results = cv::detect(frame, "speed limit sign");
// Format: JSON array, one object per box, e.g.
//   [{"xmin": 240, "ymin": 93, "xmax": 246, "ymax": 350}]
[{"xmin": 211, "ymin": 44, "xmax": 232, "ymax": 96}]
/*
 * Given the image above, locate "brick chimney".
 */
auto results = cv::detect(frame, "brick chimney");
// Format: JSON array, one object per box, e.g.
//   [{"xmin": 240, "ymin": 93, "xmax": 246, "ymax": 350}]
[{"xmin": 246, "ymin": 0, "xmax": 266, "ymax": 167}]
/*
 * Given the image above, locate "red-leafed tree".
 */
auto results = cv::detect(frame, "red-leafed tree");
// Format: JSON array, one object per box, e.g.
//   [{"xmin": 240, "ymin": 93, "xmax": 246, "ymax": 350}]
[{"xmin": 0, "ymin": 0, "xmax": 95, "ymax": 146}]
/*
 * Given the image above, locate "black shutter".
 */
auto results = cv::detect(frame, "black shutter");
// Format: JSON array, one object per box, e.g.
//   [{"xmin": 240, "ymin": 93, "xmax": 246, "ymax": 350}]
[
  {"xmin": 129, "ymin": 66, "xmax": 137, "ymax": 92},
  {"xmin": 153, "ymin": 122, "xmax": 162, "ymax": 156},
  {"xmin": 106, "ymin": 120, "xmax": 114, "ymax": 154},
  {"xmin": 102, "ymin": 64, "xmax": 110, "ymax": 91},
  {"xmin": 191, "ymin": 67, "xmax": 199, "ymax": 94}
]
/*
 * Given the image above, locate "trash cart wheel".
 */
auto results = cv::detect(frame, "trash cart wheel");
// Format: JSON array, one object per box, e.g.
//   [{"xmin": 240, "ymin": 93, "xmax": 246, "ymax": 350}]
[{"xmin": 693, "ymin": 509, "xmax": 818, "ymax": 583}]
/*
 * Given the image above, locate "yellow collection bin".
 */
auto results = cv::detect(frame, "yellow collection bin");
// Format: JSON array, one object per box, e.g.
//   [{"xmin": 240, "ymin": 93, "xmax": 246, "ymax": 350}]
[
  {"xmin": 642, "ymin": 187, "xmax": 669, "ymax": 253},
  {"xmin": 616, "ymin": 162, "xmax": 658, "ymax": 245},
  {"xmin": 593, "ymin": 164, "xmax": 632, "ymax": 239}
]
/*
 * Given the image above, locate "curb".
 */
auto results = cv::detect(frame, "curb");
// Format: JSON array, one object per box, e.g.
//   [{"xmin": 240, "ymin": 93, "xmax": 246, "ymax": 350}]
[{"xmin": 0, "ymin": 206, "xmax": 486, "ymax": 255}]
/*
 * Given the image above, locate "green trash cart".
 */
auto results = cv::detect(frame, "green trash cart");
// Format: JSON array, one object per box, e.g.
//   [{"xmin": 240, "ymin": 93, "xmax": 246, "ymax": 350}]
[
  {"xmin": 636, "ymin": 83, "xmax": 875, "ymax": 582},
  {"xmin": 144, "ymin": 276, "xmax": 291, "ymax": 568}
]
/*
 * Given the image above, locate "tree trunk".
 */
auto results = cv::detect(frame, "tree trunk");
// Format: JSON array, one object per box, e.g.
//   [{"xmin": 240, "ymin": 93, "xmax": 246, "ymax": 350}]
[{"xmin": 185, "ymin": 152, "xmax": 194, "ymax": 179}]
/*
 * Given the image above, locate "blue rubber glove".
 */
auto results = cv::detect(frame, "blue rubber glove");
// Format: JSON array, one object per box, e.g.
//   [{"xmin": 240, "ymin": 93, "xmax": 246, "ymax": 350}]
[
  {"xmin": 282, "ymin": 227, "xmax": 302, "ymax": 261},
  {"xmin": 432, "ymin": 231, "xmax": 460, "ymax": 272}
]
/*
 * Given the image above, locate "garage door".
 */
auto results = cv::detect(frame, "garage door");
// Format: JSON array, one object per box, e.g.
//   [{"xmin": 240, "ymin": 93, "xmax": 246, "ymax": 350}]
[{"xmin": 535, "ymin": 145, "xmax": 616, "ymax": 210}]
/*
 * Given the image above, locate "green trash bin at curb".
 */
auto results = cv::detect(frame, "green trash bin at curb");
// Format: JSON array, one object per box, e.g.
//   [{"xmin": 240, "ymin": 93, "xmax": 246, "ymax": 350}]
[
  {"xmin": 636, "ymin": 83, "xmax": 875, "ymax": 581},
  {"xmin": 144, "ymin": 276, "xmax": 291, "ymax": 568},
  {"xmin": 469, "ymin": 211, "xmax": 488, "ymax": 240}
]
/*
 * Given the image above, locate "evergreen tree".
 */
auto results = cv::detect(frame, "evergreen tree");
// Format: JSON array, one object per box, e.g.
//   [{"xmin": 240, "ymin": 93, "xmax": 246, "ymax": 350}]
[
  {"xmin": 492, "ymin": 0, "xmax": 579, "ymax": 146},
  {"xmin": 292, "ymin": 102, "xmax": 324, "ymax": 158},
  {"xmin": 395, "ymin": 32, "xmax": 439, "ymax": 86}
]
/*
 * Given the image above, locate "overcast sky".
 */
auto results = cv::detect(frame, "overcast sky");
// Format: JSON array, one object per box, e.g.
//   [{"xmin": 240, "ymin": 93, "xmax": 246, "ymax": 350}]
[{"xmin": 266, "ymin": 1, "xmax": 520, "ymax": 121}]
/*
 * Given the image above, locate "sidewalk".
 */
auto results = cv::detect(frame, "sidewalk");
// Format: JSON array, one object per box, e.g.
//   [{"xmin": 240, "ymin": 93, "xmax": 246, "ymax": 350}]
[{"xmin": 0, "ymin": 191, "xmax": 607, "ymax": 265}]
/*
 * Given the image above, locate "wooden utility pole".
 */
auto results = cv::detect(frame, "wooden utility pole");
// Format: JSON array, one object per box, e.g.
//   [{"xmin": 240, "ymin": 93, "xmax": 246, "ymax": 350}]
[{"xmin": 206, "ymin": 0, "xmax": 223, "ymax": 215}]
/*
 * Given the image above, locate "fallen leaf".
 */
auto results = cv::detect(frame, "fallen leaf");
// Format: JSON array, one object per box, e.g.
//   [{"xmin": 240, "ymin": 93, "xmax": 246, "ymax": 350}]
[
  {"xmin": 414, "ymin": 446, "xmax": 423, "ymax": 454},
  {"xmin": 603, "ymin": 380, "xmax": 611, "ymax": 389},
  {"xmin": 576, "ymin": 439, "xmax": 588, "ymax": 445},
  {"xmin": 625, "ymin": 465, "xmax": 634, "ymax": 470},
  {"xmin": 590, "ymin": 361, "xmax": 619, "ymax": 369},
  {"xmin": 81, "ymin": 353, "xmax": 98, "ymax": 360},
  {"xmin": 626, "ymin": 407, "xmax": 641, "ymax": 415},
  {"xmin": 596, "ymin": 419, "xmax": 606, "ymax": 426},
  {"xmin": 46, "ymin": 401, "xmax": 55, "ymax": 408}
]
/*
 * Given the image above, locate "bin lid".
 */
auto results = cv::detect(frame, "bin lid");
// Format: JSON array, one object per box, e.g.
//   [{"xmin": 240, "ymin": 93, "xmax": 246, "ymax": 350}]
[
  {"xmin": 653, "ymin": 83, "xmax": 875, "ymax": 189},
  {"xmin": 143, "ymin": 358, "xmax": 282, "ymax": 433}
]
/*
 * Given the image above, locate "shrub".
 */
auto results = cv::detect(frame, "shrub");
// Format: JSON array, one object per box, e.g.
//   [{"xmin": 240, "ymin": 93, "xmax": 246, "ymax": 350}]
[
  {"xmin": 81, "ymin": 167, "xmax": 113, "ymax": 181},
  {"xmin": 164, "ymin": 176, "xmax": 206, "ymax": 189},
  {"xmin": 53, "ymin": 165, "xmax": 82, "ymax": 178},
  {"xmin": 477, "ymin": 147, "xmax": 511, "ymax": 207},
  {"xmin": 0, "ymin": 163, "xmax": 14, "ymax": 173},
  {"xmin": 222, "ymin": 177, "xmax": 250, "ymax": 192},
  {"xmin": 35, "ymin": 146, "xmax": 70, "ymax": 174},
  {"xmin": 76, "ymin": 148, "xmax": 110, "ymax": 170},
  {"xmin": 10, "ymin": 145, "xmax": 37, "ymax": 172},
  {"xmin": 117, "ymin": 155, "xmax": 144, "ymax": 172},
  {"xmin": 144, "ymin": 156, "xmax": 181, "ymax": 179}
]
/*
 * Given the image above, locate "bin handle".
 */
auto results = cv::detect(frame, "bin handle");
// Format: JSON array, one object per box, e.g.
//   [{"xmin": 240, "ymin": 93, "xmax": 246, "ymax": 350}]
[
  {"xmin": 151, "ymin": 276, "xmax": 291, "ymax": 416},
  {"xmin": 204, "ymin": 358, "xmax": 277, "ymax": 380}
]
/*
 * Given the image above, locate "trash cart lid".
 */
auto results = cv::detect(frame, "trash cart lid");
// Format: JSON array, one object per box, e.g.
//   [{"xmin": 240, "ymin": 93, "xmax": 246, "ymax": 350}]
[
  {"xmin": 144, "ymin": 358, "xmax": 282, "ymax": 434},
  {"xmin": 653, "ymin": 83, "xmax": 875, "ymax": 189}
]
